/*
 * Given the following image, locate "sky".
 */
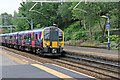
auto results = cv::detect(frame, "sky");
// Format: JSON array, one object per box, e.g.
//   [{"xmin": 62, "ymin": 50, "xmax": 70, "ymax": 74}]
[
  {"xmin": 0, "ymin": 0, "xmax": 26, "ymax": 15},
  {"xmin": 0, "ymin": 0, "xmax": 119, "ymax": 15}
]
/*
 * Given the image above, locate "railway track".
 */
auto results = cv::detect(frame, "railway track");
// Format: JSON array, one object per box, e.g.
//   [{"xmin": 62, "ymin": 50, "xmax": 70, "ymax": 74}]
[
  {"xmin": 64, "ymin": 53, "xmax": 119, "ymax": 73},
  {"xmin": 1, "ymin": 46, "xmax": 119, "ymax": 80},
  {"xmin": 58, "ymin": 57, "xmax": 119, "ymax": 79}
]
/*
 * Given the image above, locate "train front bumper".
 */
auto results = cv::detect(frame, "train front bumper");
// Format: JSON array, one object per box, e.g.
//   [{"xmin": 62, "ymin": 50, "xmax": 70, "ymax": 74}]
[{"xmin": 43, "ymin": 46, "xmax": 63, "ymax": 54}]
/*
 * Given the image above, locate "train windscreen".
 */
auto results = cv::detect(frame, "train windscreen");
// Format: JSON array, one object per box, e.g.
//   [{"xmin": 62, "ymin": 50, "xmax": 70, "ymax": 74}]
[
  {"xmin": 50, "ymin": 28, "xmax": 59, "ymax": 41},
  {"xmin": 44, "ymin": 28, "xmax": 63, "ymax": 41},
  {"xmin": 44, "ymin": 29, "xmax": 50, "ymax": 41}
]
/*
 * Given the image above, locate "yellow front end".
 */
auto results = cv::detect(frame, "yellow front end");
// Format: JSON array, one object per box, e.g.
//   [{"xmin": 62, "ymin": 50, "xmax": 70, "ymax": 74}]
[
  {"xmin": 42, "ymin": 28, "xmax": 64, "ymax": 55},
  {"xmin": 52, "ymin": 41, "xmax": 58, "ymax": 48},
  {"xmin": 43, "ymin": 31, "xmax": 64, "ymax": 48}
]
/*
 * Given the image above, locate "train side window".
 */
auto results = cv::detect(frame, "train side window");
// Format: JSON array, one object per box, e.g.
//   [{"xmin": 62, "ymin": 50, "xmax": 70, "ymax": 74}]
[
  {"xmin": 19, "ymin": 35, "xmax": 22, "ymax": 40},
  {"xmin": 10, "ymin": 36, "xmax": 12, "ymax": 40},
  {"xmin": 24, "ymin": 34, "xmax": 29, "ymax": 41},
  {"xmin": 30, "ymin": 34, "xmax": 31, "ymax": 39},
  {"xmin": 31, "ymin": 33, "xmax": 34, "ymax": 40},
  {"xmin": 24, "ymin": 35, "xmax": 27, "ymax": 39},
  {"xmin": 28, "ymin": 33, "xmax": 31, "ymax": 40},
  {"xmin": 35, "ymin": 34, "xmax": 37, "ymax": 40}
]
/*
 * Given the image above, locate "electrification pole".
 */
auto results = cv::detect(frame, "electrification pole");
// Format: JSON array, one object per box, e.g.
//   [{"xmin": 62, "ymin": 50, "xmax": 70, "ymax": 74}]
[{"xmin": 101, "ymin": 15, "xmax": 110, "ymax": 50}]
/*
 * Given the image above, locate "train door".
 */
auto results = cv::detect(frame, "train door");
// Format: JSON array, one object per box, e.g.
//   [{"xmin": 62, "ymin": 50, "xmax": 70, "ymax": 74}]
[
  {"xmin": 32, "ymin": 32, "xmax": 35, "ymax": 47},
  {"xmin": 34, "ymin": 32, "xmax": 42, "ymax": 47}
]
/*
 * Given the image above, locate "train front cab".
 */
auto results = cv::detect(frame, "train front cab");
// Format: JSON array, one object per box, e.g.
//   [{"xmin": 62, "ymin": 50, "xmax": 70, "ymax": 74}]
[{"xmin": 42, "ymin": 27, "xmax": 64, "ymax": 56}]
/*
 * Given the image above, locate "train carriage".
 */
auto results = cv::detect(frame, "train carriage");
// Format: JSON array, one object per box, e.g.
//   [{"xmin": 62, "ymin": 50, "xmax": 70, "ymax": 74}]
[
  {"xmin": 8, "ymin": 32, "xmax": 18, "ymax": 48},
  {"xmin": 0, "ymin": 34, "xmax": 8, "ymax": 46},
  {"xmin": 24, "ymin": 26, "xmax": 64, "ymax": 56},
  {"xmin": 0, "ymin": 34, "xmax": 5, "ymax": 45},
  {"xmin": 0, "ymin": 25, "xmax": 64, "ymax": 56}
]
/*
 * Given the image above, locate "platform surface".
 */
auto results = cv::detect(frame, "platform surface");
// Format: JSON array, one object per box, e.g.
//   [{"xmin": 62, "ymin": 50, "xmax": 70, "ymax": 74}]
[
  {"xmin": 64, "ymin": 46, "xmax": 119, "ymax": 59},
  {"xmin": 0, "ymin": 49, "xmax": 94, "ymax": 80}
]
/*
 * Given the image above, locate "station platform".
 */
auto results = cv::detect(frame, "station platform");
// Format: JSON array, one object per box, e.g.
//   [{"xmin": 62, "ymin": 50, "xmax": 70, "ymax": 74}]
[
  {"xmin": 64, "ymin": 46, "xmax": 119, "ymax": 60},
  {"xmin": 0, "ymin": 49, "xmax": 94, "ymax": 80}
]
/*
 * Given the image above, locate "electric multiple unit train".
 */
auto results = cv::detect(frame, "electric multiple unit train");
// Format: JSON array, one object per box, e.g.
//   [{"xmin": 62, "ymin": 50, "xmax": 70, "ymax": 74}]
[{"xmin": 0, "ymin": 26, "xmax": 64, "ymax": 56}]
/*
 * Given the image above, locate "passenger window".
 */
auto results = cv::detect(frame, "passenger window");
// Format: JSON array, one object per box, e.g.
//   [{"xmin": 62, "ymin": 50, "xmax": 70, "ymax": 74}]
[
  {"xmin": 28, "ymin": 34, "xmax": 31, "ymax": 40},
  {"xmin": 35, "ymin": 34, "xmax": 37, "ymax": 40},
  {"xmin": 31, "ymin": 33, "xmax": 34, "ymax": 40}
]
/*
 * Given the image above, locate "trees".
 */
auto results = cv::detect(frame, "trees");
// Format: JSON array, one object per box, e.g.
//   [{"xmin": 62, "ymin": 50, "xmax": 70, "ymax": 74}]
[
  {"xmin": 1, "ymin": 2, "xmax": 119, "ymax": 45},
  {"xmin": 70, "ymin": 2, "xmax": 119, "ymax": 41},
  {"xmin": 1, "ymin": 13, "xmax": 12, "ymax": 26}
]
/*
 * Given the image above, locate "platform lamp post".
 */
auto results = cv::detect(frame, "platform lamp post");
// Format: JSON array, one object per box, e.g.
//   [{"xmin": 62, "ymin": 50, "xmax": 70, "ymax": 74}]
[{"xmin": 101, "ymin": 15, "xmax": 110, "ymax": 50}]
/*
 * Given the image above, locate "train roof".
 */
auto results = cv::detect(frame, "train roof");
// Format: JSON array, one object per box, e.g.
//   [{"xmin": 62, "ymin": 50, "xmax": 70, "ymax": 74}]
[
  {"xmin": 1, "ymin": 26, "xmax": 63, "ymax": 35},
  {"xmin": 0, "ymin": 33, "xmax": 9, "ymax": 36},
  {"xmin": 9, "ymin": 32, "xmax": 18, "ymax": 35},
  {"xmin": 43, "ymin": 26, "xmax": 63, "ymax": 32},
  {"xmin": 0, "ymin": 34, "xmax": 4, "ymax": 36},
  {"xmin": 32, "ymin": 28, "xmax": 43, "ymax": 32},
  {"xmin": 18, "ymin": 28, "xmax": 43, "ymax": 34}
]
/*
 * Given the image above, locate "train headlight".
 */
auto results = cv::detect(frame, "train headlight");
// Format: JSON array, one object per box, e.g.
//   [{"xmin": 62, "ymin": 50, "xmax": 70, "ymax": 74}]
[
  {"xmin": 59, "ymin": 43, "xmax": 63, "ymax": 46},
  {"xmin": 52, "ymin": 49, "xmax": 57, "ymax": 53},
  {"xmin": 45, "ymin": 42, "xmax": 49, "ymax": 46},
  {"xmin": 47, "ymin": 43, "xmax": 49, "ymax": 45}
]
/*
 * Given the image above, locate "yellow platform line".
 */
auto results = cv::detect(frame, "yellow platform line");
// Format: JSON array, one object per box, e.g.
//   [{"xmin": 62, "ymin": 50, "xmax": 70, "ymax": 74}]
[
  {"xmin": 31, "ymin": 64, "xmax": 76, "ymax": 80},
  {"xmin": 51, "ymin": 64, "xmax": 95, "ymax": 78},
  {"xmin": 1, "ymin": 50, "xmax": 77, "ymax": 79},
  {"xmin": 0, "ymin": 50, "xmax": 26, "ymax": 64}
]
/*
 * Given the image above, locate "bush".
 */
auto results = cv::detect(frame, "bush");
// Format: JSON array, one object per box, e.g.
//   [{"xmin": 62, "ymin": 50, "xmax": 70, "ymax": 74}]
[
  {"xmin": 110, "ymin": 35, "xmax": 119, "ymax": 43},
  {"xmin": 64, "ymin": 21, "xmax": 87, "ymax": 41},
  {"xmin": 73, "ymin": 30, "xmax": 87, "ymax": 40}
]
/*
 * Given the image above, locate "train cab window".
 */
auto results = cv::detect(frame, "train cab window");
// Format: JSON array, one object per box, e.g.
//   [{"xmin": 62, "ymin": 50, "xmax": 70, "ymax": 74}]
[
  {"xmin": 51, "ymin": 31, "xmax": 58, "ymax": 41},
  {"xmin": 59, "ymin": 32, "xmax": 63, "ymax": 41},
  {"xmin": 44, "ymin": 30, "xmax": 50, "ymax": 41},
  {"xmin": 44, "ymin": 33, "xmax": 50, "ymax": 40}
]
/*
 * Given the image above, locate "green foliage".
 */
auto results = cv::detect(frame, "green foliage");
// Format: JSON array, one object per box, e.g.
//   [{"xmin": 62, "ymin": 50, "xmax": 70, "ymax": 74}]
[
  {"xmin": 1, "ymin": 13, "xmax": 13, "ymax": 26},
  {"xmin": 1, "ymin": 2, "xmax": 119, "ymax": 49},
  {"xmin": 73, "ymin": 31, "xmax": 87, "ymax": 40},
  {"xmin": 35, "ymin": 24, "xmax": 41, "ymax": 29},
  {"xmin": 57, "ymin": 3, "xmax": 72, "ymax": 19},
  {"xmin": 110, "ymin": 35, "xmax": 119, "ymax": 43},
  {"xmin": 64, "ymin": 21, "xmax": 87, "ymax": 41},
  {"xmin": 12, "ymin": 19, "xmax": 29, "ymax": 31},
  {"xmin": 64, "ymin": 21, "xmax": 79, "ymax": 41},
  {"xmin": 80, "ymin": 40, "xmax": 98, "ymax": 47}
]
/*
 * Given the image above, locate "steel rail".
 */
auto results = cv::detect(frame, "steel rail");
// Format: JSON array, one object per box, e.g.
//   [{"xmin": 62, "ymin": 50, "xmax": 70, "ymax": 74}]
[
  {"xmin": 54, "ymin": 59, "xmax": 119, "ymax": 79},
  {"xmin": 65, "ymin": 54, "xmax": 119, "ymax": 68}
]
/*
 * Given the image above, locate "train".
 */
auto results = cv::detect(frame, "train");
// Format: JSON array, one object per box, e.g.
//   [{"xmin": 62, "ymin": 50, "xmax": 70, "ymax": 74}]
[{"xmin": 0, "ymin": 26, "xmax": 64, "ymax": 56}]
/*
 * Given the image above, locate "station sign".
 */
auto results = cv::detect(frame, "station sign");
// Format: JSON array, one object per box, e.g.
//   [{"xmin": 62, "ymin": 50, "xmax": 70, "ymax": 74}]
[{"xmin": 106, "ymin": 22, "xmax": 110, "ymax": 29}]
